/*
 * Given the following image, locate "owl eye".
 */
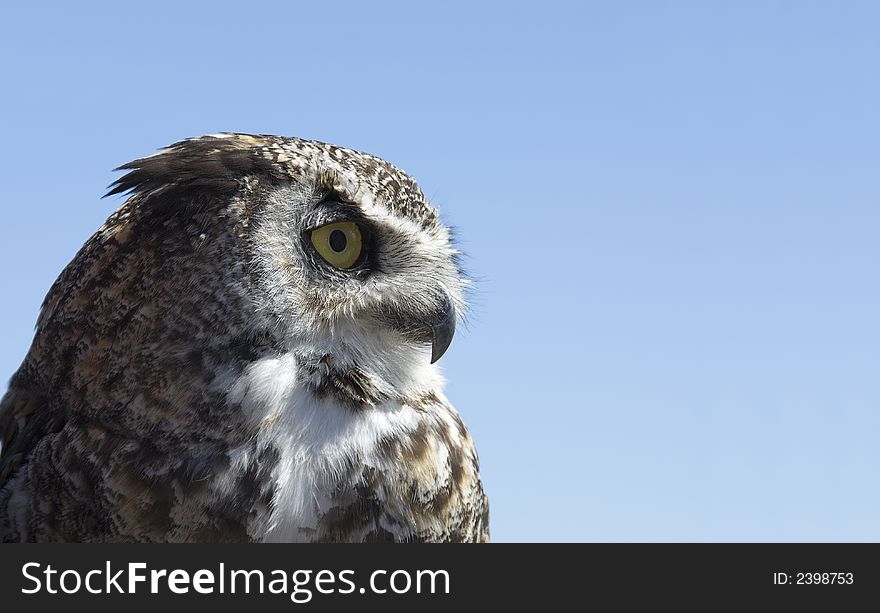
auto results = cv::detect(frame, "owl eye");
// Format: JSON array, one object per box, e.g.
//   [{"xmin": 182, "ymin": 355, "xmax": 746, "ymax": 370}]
[{"xmin": 310, "ymin": 221, "xmax": 363, "ymax": 269}]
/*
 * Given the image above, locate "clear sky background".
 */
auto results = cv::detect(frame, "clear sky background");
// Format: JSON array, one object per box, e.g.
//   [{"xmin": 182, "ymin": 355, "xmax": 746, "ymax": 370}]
[{"xmin": 2, "ymin": 1, "xmax": 879, "ymax": 541}]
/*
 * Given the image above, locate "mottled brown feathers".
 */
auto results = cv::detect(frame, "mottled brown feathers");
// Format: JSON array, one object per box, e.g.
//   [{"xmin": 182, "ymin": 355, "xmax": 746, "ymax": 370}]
[
  {"xmin": 0, "ymin": 133, "xmax": 486, "ymax": 543},
  {"xmin": 106, "ymin": 134, "xmax": 280, "ymax": 199},
  {"xmin": 106, "ymin": 134, "xmax": 439, "ymax": 228}
]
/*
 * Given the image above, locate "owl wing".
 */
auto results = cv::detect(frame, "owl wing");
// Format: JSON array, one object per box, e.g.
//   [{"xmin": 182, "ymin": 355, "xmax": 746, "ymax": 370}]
[
  {"xmin": 0, "ymin": 373, "xmax": 62, "ymax": 541},
  {"xmin": 0, "ymin": 200, "xmax": 267, "ymax": 542}
]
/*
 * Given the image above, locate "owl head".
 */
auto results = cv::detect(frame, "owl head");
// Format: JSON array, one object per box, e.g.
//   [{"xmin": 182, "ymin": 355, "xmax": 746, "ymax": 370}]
[{"xmin": 109, "ymin": 134, "xmax": 467, "ymax": 403}]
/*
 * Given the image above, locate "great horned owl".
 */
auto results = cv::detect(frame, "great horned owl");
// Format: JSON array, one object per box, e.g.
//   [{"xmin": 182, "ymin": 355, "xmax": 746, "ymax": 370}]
[{"xmin": 0, "ymin": 134, "xmax": 488, "ymax": 542}]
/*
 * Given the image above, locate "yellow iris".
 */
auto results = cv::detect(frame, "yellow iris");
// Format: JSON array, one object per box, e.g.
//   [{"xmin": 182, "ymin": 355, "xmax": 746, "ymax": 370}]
[{"xmin": 310, "ymin": 221, "xmax": 363, "ymax": 269}]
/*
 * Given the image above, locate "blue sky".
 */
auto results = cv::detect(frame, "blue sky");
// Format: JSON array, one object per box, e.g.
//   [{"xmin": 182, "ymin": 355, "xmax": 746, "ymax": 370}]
[{"xmin": 2, "ymin": 1, "xmax": 879, "ymax": 541}]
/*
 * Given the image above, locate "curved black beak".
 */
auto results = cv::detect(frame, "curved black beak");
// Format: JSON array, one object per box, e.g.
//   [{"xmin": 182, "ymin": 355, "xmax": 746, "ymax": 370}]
[
  {"xmin": 380, "ymin": 291, "xmax": 457, "ymax": 363},
  {"xmin": 430, "ymin": 296, "xmax": 456, "ymax": 364}
]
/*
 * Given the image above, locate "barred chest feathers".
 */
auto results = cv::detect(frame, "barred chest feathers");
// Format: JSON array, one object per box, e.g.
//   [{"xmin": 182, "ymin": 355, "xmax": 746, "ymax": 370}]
[{"xmin": 220, "ymin": 350, "xmax": 486, "ymax": 542}]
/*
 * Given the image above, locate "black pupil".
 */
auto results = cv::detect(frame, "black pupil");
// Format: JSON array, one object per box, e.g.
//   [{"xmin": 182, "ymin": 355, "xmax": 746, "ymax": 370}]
[{"xmin": 329, "ymin": 229, "xmax": 347, "ymax": 253}]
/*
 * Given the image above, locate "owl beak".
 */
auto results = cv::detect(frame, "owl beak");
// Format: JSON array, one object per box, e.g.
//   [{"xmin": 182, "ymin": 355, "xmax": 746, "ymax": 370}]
[{"xmin": 430, "ymin": 296, "xmax": 456, "ymax": 364}]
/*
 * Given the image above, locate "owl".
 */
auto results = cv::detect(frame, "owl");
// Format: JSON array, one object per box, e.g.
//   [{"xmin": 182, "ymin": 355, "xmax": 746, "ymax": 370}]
[{"xmin": 0, "ymin": 134, "xmax": 488, "ymax": 542}]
